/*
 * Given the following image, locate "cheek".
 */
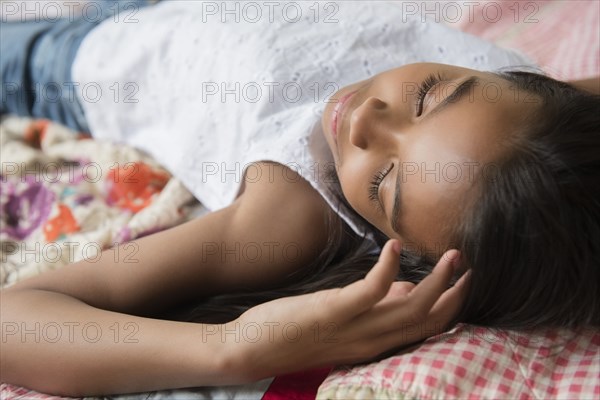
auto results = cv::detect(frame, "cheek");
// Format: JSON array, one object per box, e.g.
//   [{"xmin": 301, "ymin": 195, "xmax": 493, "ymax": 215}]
[
  {"xmin": 338, "ymin": 165, "xmax": 366, "ymax": 212},
  {"xmin": 337, "ymin": 161, "xmax": 377, "ymax": 223},
  {"xmin": 398, "ymin": 165, "xmax": 469, "ymax": 254},
  {"xmin": 398, "ymin": 181, "xmax": 444, "ymax": 250}
]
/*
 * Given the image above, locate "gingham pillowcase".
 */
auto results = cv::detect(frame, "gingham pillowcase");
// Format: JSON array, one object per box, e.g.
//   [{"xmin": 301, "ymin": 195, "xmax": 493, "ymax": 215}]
[{"xmin": 316, "ymin": 324, "xmax": 600, "ymax": 400}]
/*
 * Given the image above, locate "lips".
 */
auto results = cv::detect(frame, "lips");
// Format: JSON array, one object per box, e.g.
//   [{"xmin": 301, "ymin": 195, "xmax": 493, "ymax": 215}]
[{"xmin": 331, "ymin": 90, "xmax": 358, "ymax": 139}]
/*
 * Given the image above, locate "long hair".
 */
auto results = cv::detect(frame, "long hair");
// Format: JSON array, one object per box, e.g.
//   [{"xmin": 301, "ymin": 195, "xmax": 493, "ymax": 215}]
[
  {"xmin": 180, "ymin": 70, "xmax": 600, "ymax": 329},
  {"xmin": 454, "ymin": 70, "xmax": 600, "ymax": 328}
]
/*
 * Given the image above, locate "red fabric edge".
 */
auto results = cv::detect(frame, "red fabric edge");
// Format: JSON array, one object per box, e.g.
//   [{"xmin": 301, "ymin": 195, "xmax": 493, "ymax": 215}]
[{"xmin": 261, "ymin": 367, "xmax": 334, "ymax": 400}]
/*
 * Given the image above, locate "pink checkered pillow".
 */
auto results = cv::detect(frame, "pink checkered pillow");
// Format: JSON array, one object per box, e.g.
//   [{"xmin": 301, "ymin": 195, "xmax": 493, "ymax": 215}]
[{"xmin": 317, "ymin": 324, "xmax": 600, "ymax": 399}]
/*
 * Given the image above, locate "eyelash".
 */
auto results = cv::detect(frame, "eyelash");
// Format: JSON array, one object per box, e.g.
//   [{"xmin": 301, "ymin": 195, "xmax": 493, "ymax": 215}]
[
  {"xmin": 368, "ymin": 163, "xmax": 394, "ymax": 213},
  {"xmin": 416, "ymin": 72, "xmax": 444, "ymax": 116}
]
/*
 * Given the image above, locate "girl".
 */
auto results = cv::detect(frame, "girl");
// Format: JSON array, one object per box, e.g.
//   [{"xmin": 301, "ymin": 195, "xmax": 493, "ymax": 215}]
[{"xmin": 1, "ymin": 0, "xmax": 599, "ymax": 396}]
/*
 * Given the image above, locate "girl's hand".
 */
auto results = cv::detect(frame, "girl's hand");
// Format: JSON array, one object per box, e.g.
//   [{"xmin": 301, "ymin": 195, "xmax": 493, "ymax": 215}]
[{"xmin": 223, "ymin": 239, "xmax": 469, "ymax": 382}]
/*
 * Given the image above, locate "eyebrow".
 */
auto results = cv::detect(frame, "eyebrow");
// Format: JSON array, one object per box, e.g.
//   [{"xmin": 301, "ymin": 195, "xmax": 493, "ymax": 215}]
[{"xmin": 388, "ymin": 75, "xmax": 481, "ymax": 234}]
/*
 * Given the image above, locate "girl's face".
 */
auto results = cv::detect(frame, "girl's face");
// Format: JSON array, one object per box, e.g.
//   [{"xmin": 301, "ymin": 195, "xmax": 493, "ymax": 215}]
[{"xmin": 321, "ymin": 62, "xmax": 535, "ymax": 256}]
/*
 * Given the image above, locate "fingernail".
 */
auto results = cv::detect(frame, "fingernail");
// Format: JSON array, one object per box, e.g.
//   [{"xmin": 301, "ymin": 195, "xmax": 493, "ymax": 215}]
[
  {"xmin": 392, "ymin": 240, "xmax": 401, "ymax": 255},
  {"xmin": 455, "ymin": 270, "xmax": 471, "ymax": 288},
  {"xmin": 446, "ymin": 250, "xmax": 461, "ymax": 267},
  {"xmin": 452, "ymin": 250, "xmax": 461, "ymax": 266}
]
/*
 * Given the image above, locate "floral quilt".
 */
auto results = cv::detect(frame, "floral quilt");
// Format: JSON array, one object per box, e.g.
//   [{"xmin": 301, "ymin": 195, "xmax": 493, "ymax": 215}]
[{"xmin": 1, "ymin": 116, "xmax": 207, "ymax": 286}]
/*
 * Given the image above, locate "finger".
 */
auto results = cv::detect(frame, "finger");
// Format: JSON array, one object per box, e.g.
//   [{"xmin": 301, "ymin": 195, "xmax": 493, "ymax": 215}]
[
  {"xmin": 428, "ymin": 269, "xmax": 471, "ymax": 323},
  {"xmin": 454, "ymin": 269, "xmax": 471, "ymax": 289},
  {"xmin": 333, "ymin": 239, "xmax": 401, "ymax": 317},
  {"xmin": 377, "ymin": 281, "xmax": 416, "ymax": 307},
  {"xmin": 348, "ymin": 270, "xmax": 468, "ymax": 341},
  {"xmin": 371, "ymin": 273, "xmax": 471, "ymax": 351},
  {"xmin": 406, "ymin": 249, "xmax": 460, "ymax": 313},
  {"xmin": 340, "ymin": 250, "xmax": 458, "ymax": 339},
  {"xmin": 365, "ymin": 270, "xmax": 469, "ymax": 353}
]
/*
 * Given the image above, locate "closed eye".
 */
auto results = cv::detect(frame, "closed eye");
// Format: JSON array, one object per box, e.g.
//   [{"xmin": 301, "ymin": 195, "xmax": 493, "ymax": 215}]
[
  {"xmin": 415, "ymin": 72, "xmax": 445, "ymax": 116},
  {"xmin": 368, "ymin": 163, "xmax": 393, "ymax": 214}
]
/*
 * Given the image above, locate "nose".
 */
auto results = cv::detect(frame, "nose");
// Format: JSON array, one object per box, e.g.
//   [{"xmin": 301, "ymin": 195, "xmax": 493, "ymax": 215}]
[{"xmin": 349, "ymin": 96, "xmax": 390, "ymax": 150}]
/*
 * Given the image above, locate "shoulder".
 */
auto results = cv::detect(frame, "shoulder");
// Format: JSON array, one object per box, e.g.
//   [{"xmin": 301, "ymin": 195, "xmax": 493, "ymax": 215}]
[
  {"xmin": 234, "ymin": 160, "xmax": 332, "ymax": 234},
  {"xmin": 235, "ymin": 161, "xmax": 331, "ymax": 219},
  {"xmin": 227, "ymin": 161, "xmax": 333, "ymax": 280}
]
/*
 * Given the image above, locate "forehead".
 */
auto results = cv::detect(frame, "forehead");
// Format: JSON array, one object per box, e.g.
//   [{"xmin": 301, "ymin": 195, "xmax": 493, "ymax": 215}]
[
  {"xmin": 395, "ymin": 75, "xmax": 534, "ymax": 255},
  {"xmin": 414, "ymin": 75, "xmax": 530, "ymax": 165}
]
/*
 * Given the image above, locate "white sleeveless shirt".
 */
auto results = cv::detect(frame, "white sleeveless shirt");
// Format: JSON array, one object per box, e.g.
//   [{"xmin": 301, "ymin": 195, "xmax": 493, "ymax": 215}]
[{"xmin": 72, "ymin": 0, "xmax": 536, "ymax": 238}]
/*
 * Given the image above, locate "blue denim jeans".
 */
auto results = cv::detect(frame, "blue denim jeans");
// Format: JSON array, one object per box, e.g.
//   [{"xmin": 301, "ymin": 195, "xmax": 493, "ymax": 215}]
[{"xmin": 0, "ymin": 0, "xmax": 152, "ymax": 133}]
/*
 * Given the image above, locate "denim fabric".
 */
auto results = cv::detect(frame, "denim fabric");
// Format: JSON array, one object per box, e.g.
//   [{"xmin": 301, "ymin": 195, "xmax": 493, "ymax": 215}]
[{"xmin": 0, "ymin": 0, "xmax": 152, "ymax": 132}]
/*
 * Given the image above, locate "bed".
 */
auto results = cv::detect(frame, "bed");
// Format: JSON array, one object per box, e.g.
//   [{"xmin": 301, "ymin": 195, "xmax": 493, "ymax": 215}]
[{"xmin": 1, "ymin": 1, "xmax": 599, "ymax": 399}]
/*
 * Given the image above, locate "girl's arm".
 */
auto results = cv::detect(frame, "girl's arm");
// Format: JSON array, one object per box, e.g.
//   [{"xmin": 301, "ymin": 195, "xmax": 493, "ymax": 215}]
[
  {"xmin": 1, "ymin": 162, "xmax": 331, "ymax": 396},
  {"xmin": 568, "ymin": 76, "xmax": 600, "ymax": 94},
  {"xmin": 1, "ymin": 289, "xmax": 233, "ymax": 395}
]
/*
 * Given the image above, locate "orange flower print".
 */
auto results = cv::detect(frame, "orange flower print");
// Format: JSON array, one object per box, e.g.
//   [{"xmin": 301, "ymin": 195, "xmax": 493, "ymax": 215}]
[
  {"xmin": 24, "ymin": 119, "xmax": 50, "ymax": 149},
  {"xmin": 43, "ymin": 203, "xmax": 80, "ymax": 242},
  {"xmin": 77, "ymin": 132, "xmax": 93, "ymax": 140},
  {"xmin": 105, "ymin": 161, "xmax": 170, "ymax": 213}
]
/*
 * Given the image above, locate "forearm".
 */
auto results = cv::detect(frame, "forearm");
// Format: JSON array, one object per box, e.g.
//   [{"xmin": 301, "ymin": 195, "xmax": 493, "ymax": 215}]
[
  {"xmin": 1, "ymin": 289, "xmax": 238, "ymax": 397},
  {"xmin": 568, "ymin": 76, "xmax": 600, "ymax": 94}
]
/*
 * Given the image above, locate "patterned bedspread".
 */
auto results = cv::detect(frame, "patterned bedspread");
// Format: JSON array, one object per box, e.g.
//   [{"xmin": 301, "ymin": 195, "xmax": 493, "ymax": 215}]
[{"xmin": 1, "ymin": 117, "xmax": 207, "ymax": 285}]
